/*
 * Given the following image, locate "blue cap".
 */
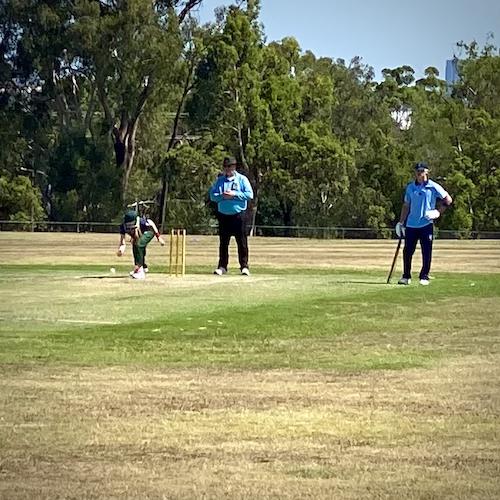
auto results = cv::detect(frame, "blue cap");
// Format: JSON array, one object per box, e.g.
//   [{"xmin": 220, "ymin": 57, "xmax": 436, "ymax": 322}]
[{"xmin": 414, "ymin": 161, "xmax": 428, "ymax": 171}]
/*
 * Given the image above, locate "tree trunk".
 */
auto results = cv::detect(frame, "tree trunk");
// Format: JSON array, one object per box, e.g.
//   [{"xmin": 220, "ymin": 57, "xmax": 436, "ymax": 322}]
[
  {"xmin": 249, "ymin": 193, "xmax": 258, "ymax": 237},
  {"xmin": 159, "ymin": 71, "xmax": 195, "ymax": 230},
  {"xmin": 235, "ymin": 123, "xmax": 261, "ymax": 236},
  {"xmin": 113, "ymin": 120, "xmax": 138, "ymax": 199},
  {"xmin": 159, "ymin": 178, "xmax": 169, "ymax": 233},
  {"xmin": 280, "ymin": 200, "xmax": 292, "ymax": 237}
]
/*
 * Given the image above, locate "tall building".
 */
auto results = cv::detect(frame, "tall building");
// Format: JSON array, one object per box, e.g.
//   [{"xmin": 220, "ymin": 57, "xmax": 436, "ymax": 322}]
[{"xmin": 445, "ymin": 59, "xmax": 459, "ymax": 86}]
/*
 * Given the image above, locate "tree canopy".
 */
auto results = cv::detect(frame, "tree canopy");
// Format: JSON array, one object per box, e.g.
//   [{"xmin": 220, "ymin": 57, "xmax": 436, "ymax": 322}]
[{"xmin": 1, "ymin": 0, "xmax": 499, "ymax": 234}]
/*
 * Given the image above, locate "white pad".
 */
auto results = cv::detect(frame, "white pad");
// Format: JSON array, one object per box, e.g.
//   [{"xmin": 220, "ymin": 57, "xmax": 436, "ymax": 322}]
[{"xmin": 425, "ymin": 209, "xmax": 440, "ymax": 221}]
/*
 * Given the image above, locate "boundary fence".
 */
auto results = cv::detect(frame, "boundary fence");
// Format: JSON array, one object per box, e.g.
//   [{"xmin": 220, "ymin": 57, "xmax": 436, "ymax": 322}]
[{"xmin": 1, "ymin": 220, "xmax": 500, "ymax": 239}]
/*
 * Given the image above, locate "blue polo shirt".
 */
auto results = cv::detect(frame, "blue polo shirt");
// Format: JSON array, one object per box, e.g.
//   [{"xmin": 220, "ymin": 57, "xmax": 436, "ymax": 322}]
[
  {"xmin": 404, "ymin": 179, "xmax": 449, "ymax": 228},
  {"xmin": 209, "ymin": 171, "xmax": 254, "ymax": 215}
]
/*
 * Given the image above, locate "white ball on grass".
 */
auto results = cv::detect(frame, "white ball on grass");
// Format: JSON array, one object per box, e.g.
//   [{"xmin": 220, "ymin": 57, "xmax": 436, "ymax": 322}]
[{"xmin": 110, "ymin": 268, "xmax": 116, "ymax": 274}]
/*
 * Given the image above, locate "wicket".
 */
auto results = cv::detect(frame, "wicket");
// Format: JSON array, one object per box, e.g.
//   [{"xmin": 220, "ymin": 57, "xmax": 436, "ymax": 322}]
[{"xmin": 169, "ymin": 228, "xmax": 186, "ymax": 276}]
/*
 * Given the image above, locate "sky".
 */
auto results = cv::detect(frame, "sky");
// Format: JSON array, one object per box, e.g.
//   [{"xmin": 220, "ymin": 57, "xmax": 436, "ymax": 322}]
[{"xmin": 196, "ymin": 0, "xmax": 500, "ymax": 81}]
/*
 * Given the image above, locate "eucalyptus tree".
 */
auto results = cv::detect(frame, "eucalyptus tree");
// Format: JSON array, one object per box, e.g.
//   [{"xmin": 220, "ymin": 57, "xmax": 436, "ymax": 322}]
[
  {"xmin": 157, "ymin": 15, "xmax": 230, "ymax": 229},
  {"xmin": 399, "ymin": 67, "xmax": 464, "ymax": 231},
  {"xmin": 282, "ymin": 52, "xmax": 358, "ymax": 229},
  {"xmin": 373, "ymin": 66, "xmax": 436, "ymax": 227},
  {"xmin": 0, "ymin": 1, "xmax": 55, "ymax": 221},
  {"xmin": 313, "ymin": 57, "xmax": 406, "ymax": 230},
  {"xmin": 397, "ymin": 42, "xmax": 500, "ymax": 233},
  {"xmin": 403, "ymin": 67, "xmax": 458, "ymax": 168},
  {"xmin": 450, "ymin": 41, "xmax": 500, "ymax": 231},
  {"xmin": 1, "ymin": 0, "xmax": 206, "ymax": 222},
  {"xmin": 0, "ymin": 102, "xmax": 46, "ymax": 222},
  {"xmin": 187, "ymin": 0, "xmax": 278, "ymax": 233},
  {"xmin": 255, "ymin": 37, "xmax": 305, "ymax": 230},
  {"xmin": 157, "ymin": 143, "xmax": 222, "ymax": 230},
  {"xmin": 71, "ymin": 0, "xmax": 204, "ymax": 197}
]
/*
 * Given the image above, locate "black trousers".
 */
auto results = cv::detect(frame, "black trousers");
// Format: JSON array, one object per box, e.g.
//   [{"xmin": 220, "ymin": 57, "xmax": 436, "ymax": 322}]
[
  {"xmin": 403, "ymin": 223, "xmax": 433, "ymax": 280},
  {"xmin": 217, "ymin": 211, "xmax": 249, "ymax": 270}
]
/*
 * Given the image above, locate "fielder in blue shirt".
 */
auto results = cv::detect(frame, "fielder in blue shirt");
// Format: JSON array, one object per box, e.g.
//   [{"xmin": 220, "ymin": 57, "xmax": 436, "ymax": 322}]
[
  {"xmin": 395, "ymin": 162, "xmax": 452, "ymax": 285},
  {"xmin": 209, "ymin": 156, "xmax": 254, "ymax": 275}
]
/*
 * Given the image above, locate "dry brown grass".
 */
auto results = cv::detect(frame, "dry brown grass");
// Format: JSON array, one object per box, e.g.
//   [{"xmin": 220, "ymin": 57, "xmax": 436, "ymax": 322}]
[
  {"xmin": 1, "ymin": 232, "xmax": 500, "ymax": 499},
  {"xmin": 1, "ymin": 357, "xmax": 500, "ymax": 500},
  {"xmin": 1, "ymin": 232, "xmax": 499, "ymax": 272}
]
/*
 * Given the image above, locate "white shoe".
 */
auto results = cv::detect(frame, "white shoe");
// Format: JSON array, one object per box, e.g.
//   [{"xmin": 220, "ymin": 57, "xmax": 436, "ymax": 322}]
[
  {"xmin": 397, "ymin": 277, "xmax": 411, "ymax": 285},
  {"xmin": 213, "ymin": 267, "xmax": 227, "ymax": 275},
  {"xmin": 241, "ymin": 267, "xmax": 250, "ymax": 276},
  {"xmin": 131, "ymin": 267, "xmax": 146, "ymax": 279},
  {"xmin": 131, "ymin": 265, "xmax": 148, "ymax": 275},
  {"xmin": 419, "ymin": 278, "xmax": 430, "ymax": 286}
]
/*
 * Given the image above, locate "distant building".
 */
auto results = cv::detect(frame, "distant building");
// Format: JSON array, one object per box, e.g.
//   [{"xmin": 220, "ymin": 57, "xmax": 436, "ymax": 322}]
[{"xmin": 445, "ymin": 59, "xmax": 459, "ymax": 86}]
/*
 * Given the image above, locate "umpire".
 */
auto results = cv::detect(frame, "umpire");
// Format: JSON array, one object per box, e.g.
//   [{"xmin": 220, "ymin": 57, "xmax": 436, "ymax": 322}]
[{"xmin": 209, "ymin": 156, "xmax": 254, "ymax": 276}]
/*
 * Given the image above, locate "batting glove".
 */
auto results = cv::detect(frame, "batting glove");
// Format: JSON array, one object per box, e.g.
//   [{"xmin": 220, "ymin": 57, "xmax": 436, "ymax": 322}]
[{"xmin": 395, "ymin": 222, "xmax": 406, "ymax": 238}]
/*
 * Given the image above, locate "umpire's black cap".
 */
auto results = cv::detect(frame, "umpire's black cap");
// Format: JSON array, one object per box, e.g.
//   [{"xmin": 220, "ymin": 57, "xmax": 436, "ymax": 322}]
[{"xmin": 223, "ymin": 156, "xmax": 237, "ymax": 167}]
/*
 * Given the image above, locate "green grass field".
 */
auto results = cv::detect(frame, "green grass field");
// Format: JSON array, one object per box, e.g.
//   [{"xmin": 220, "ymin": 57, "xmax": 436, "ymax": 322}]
[{"xmin": 1, "ymin": 233, "xmax": 499, "ymax": 499}]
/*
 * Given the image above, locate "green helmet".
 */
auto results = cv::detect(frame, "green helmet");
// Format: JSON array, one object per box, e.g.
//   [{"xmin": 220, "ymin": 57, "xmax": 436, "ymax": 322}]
[{"xmin": 123, "ymin": 209, "xmax": 137, "ymax": 223}]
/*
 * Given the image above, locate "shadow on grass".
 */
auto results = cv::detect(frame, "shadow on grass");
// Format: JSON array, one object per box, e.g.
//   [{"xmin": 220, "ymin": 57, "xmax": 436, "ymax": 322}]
[
  {"xmin": 78, "ymin": 275, "xmax": 130, "ymax": 279},
  {"xmin": 338, "ymin": 280, "xmax": 387, "ymax": 285}
]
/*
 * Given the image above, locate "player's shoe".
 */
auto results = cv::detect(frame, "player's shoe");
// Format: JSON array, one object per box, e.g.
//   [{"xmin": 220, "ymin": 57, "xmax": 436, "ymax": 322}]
[{"xmin": 131, "ymin": 267, "xmax": 146, "ymax": 279}]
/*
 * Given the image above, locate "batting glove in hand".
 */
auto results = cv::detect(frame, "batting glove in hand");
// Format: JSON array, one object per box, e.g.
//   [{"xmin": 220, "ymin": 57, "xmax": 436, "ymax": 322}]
[
  {"xmin": 395, "ymin": 222, "xmax": 406, "ymax": 238},
  {"xmin": 425, "ymin": 209, "xmax": 440, "ymax": 221}
]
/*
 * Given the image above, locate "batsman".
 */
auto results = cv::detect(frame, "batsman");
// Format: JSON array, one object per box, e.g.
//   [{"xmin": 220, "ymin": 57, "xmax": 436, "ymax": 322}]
[
  {"xmin": 116, "ymin": 209, "xmax": 165, "ymax": 279},
  {"xmin": 395, "ymin": 162, "xmax": 452, "ymax": 286}
]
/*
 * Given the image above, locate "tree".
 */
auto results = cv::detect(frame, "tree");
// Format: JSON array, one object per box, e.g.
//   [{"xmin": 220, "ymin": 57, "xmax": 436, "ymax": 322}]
[
  {"xmin": 160, "ymin": 144, "xmax": 221, "ymax": 230},
  {"xmin": 419, "ymin": 41, "xmax": 500, "ymax": 232},
  {"xmin": 0, "ymin": 169, "xmax": 45, "ymax": 223},
  {"xmin": 1, "ymin": 0, "xmax": 205, "ymax": 207},
  {"xmin": 187, "ymin": 1, "xmax": 272, "ymax": 233},
  {"xmin": 71, "ymin": 0, "xmax": 204, "ymax": 197}
]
